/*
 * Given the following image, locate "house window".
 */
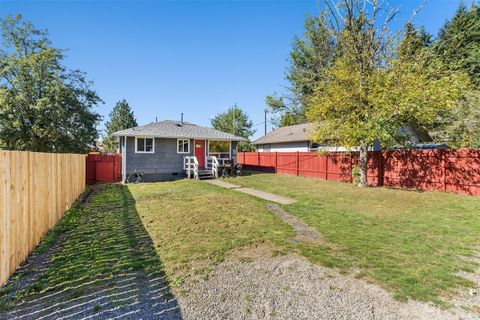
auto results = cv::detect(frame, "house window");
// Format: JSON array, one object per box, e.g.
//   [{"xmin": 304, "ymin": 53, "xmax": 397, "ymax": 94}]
[
  {"xmin": 263, "ymin": 144, "xmax": 271, "ymax": 152},
  {"xmin": 177, "ymin": 139, "xmax": 190, "ymax": 153},
  {"xmin": 208, "ymin": 141, "xmax": 230, "ymax": 159},
  {"xmin": 135, "ymin": 137, "xmax": 154, "ymax": 153}
]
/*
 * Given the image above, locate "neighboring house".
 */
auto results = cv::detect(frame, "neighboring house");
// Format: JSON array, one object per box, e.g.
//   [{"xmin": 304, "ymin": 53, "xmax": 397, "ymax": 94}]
[
  {"xmin": 112, "ymin": 120, "xmax": 247, "ymax": 182},
  {"xmin": 253, "ymin": 123, "xmax": 434, "ymax": 152}
]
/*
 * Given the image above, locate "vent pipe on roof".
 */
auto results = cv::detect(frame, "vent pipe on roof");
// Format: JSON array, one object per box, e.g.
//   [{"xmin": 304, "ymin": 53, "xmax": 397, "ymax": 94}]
[
  {"xmin": 181, "ymin": 113, "xmax": 184, "ymax": 124},
  {"xmin": 155, "ymin": 116, "xmax": 158, "ymax": 122}
]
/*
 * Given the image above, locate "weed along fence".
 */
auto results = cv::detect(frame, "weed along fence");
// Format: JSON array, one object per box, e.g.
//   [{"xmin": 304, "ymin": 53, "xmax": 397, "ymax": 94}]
[
  {"xmin": 86, "ymin": 153, "xmax": 122, "ymax": 184},
  {"xmin": 0, "ymin": 150, "xmax": 86, "ymax": 286},
  {"xmin": 237, "ymin": 149, "xmax": 480, "ymax": 196}
]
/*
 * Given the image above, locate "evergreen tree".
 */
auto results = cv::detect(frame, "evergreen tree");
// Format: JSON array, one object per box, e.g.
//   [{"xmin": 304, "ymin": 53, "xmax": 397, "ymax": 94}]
[
  {"xmin": 433, "ymin": 2, "xmax": 480, "ymax": 87},
  {"xmin": 430, "ymin": 2, "xmax": 480, "ymax": 146},
  {"xmin": 102, "ymin": 99, "xmax": 138, "ymax": 152},
  {"xmin": 266, "ymin": 14, "xmax": 335, "ymax": 127}
]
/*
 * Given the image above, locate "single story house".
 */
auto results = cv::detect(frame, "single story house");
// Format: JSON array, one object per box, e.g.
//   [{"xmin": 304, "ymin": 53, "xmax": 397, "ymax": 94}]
[
  {"xmin": 253, "ymin": 123, "xmax": 433, "ymax": 152},
  {"xmin": 112, "ymin": 120, "xmax": 247, "ymax": 182}
]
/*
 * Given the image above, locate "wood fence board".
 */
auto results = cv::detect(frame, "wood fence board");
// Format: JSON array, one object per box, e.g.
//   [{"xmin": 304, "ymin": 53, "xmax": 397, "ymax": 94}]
[
  {"xmin": 0, "ymin": 150, "xmax": 86, "ymax": 286},
  {"xmin": 238, "ymin": 149, "xmax": 480, "ymax": 196}
]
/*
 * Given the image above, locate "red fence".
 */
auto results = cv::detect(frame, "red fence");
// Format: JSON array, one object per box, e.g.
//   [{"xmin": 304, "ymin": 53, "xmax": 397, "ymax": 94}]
[
  {"xmin": 86, "ymin": 154, "xmax": 122, "ymax": 185},
  {"xmin": 237, "ymin": 149, "xmax": 480, "ymax": 196}
]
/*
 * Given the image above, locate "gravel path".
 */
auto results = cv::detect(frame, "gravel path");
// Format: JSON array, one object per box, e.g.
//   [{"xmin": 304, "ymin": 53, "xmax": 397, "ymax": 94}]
[{"xmin": 178, "ymin": 252, "xmax": 477, "ymax": 320}]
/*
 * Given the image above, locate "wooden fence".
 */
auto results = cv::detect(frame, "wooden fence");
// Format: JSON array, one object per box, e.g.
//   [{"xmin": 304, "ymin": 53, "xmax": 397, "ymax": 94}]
[
  {"xmin": 0, "ymin": 150, "xmax": 86, "ymax": 286},
  {"xmin": 238, "ymin": 149, "xmax": 480, "ymax": 196}
]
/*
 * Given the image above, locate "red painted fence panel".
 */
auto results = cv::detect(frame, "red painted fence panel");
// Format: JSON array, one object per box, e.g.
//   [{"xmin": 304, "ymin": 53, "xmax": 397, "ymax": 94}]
[
  {"xmin": 237, "ymin": 149, "xmax": 480, "ymax": 196},
  {"xmin": 86, "ymin": 154, "xmax": 122, "ymax": 184}
]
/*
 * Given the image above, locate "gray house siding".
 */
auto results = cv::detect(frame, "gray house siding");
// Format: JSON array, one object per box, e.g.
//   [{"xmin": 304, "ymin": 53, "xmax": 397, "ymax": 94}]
[{"xmin": 125, "ymin": 137, "xmax": 193, "ymax": 182}]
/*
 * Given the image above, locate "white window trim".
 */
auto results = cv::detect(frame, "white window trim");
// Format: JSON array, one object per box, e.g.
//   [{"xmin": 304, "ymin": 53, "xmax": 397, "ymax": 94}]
[
  {"xmin": 177, "ymin": 138, "xmax": 190, "ymax": 154},
  {"xmin": 135, "ymin": 136, "xmax": 155, "ymax": 154}
]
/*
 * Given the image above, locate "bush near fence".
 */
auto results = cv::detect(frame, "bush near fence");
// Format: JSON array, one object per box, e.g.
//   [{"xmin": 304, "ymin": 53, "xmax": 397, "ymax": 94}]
[
  {"xmin": 238, "ymin": 149, "xmax": 480, "ymax": 196},
  {"xmin": 0, "ymin": 150, "xmax": 86, "ymax": 286}
]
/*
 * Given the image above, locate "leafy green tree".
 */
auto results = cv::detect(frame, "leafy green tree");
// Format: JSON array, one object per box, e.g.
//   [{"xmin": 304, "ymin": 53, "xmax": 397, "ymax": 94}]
[
  {"xmin": 307, "ymin": 0, "xmax": 471, "ymax": 187},
  {"xmin": 267, "ymin": 14, "xmax": 335, "ymax": 127},
  {"xmin": 433, "ymin": 91, "xmax": 480, "ymax": 148},
  {"xmin": 102, "ymin": 99, "xmax": 138, "ymax": 152},
  {"xmin": 211, "ymin": 104, "xmax": 256, "ymax": 152},
  {"xmin": 0, "ymin": 15, "xmax": 101, "ymax": 153},
  {"xmin": 433, "ymin": 2, "xmax": 480, "ymax": 87}
]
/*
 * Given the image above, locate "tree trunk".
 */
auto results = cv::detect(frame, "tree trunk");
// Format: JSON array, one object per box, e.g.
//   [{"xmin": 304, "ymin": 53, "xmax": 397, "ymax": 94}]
[{"xmin": 358, "ymin": 144, "xmax": 368, "ymax": 187}]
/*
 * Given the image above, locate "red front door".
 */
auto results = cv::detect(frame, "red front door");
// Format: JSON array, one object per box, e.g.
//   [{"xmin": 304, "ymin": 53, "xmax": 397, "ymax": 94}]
[{"xmin": 195, "ymin": 140, "xmax": 206, "ymax": 168}]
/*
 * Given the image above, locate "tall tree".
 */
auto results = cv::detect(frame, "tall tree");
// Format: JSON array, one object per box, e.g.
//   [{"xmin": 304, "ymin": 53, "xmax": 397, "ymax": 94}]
[
  {"xmin": 266, "ymin": 14, "xmax": 335, "ymax": 127},
  {"xmin": 102, "ymin": 99, "xmax": 137, "ymax": 152},
  {"xmin": 211, "ymin": 104, "xmax": 256, "ymax": 151},
  {"xmin": 429, "ymin": 2, "xmax": 480, "ymax": 147},
  {"xmin": 0, "ymin": 15, "xmax": 101, "ymax": 153},
  {"xmin": 307, "ymin": 0, "xmax": 470, "ymax": 187},
  {"xmin": 398, "ymin": 23, "xmax": 431, "ymax": 59},
  {"xmin": 433, "ymin": 2, "xmax": 480, "ymax": 87}
]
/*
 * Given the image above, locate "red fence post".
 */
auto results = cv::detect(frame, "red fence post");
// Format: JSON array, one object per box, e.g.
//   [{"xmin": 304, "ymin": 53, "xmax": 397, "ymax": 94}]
[
  {"xmin": 442, "ymin": 149, "xmax": 447, "ymax": 192},
  {"xmin": 296, "ymin": 151, "xmax": 299, "ymax": 176},
  {"xmin": 325, "ymin": 153, "xmax": 329, "ymax": 180},
  {"xmin": 275, "ymin": 152, "xmax": 278, "ymax": 173},
  {"xmin": 257, "ymin": 152, "xmax": 260, "ymax": 166},
  {"xmin": 379, "ymin": 151, "xmax": 384, "ymax": 187}
]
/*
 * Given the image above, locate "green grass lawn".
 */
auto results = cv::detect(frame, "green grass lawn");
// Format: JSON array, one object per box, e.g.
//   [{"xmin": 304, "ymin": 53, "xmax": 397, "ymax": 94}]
[
  {"xmin": 128, "ymin": 180, "xmax": 294, "ymax": 281},
  {"xmin": 0, "ymin": 184, "xmax": 167, "ymax": 311},
  {"xmin": 224, "ymin": 172, "xmax": 480, "ymax": 305},
  {"xmin": 2, "ymin": 176, "xmax": 478, "ymax": 311}
]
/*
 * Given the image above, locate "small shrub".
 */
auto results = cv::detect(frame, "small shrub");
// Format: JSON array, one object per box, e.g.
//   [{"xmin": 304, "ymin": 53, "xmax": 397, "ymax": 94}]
[{"xmin": 351, "ymin": 165, "xmax": 361, "ymax": 185}]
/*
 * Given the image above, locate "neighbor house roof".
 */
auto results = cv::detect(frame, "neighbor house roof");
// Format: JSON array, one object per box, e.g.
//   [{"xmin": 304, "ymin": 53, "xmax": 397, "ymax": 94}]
[
  {"xmin": 254, "ymin": 122, "xmax": 433, "ymax": 145},
  {"xmin": 112, "ymin": 120, "xmax": 248, "ymax": 141},
  {"xmin": 253, "ymin": 123, "xmax": 313, "ymax": 145}
]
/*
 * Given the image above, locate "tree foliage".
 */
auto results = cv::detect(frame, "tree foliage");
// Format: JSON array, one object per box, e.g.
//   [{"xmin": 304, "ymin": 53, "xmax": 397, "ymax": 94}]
[
  {"xmin": 434, "ymin": 91, "xmax": 480, "ymax": 148},
  {"xmin": 428, "ymin": 2, "xmax": 480, "ymax": 147},
  {"xmin": 0, "ymin": 15, "xmax": 101, "ymax": 153},
  {"xmin": 211, "ymin": 104, "xmax": 256, "ymax": 152},
  {"xmin": 211, "ymin": 104, "xmax": 255, "ymax": 139},
  {"xmin": 307, "ymin": 0, "xmax": 471, "ymax": 187},
  {"xmin": 433, "ymin": 2, "xmax": 480, "ymax": 87},
  {"xmin": 267, "ymin": 14, "xmax": 335, "ymax": 127},
  {"xmin": 102, "ymin": 99, "xmax": 137, "ymax": 152}
]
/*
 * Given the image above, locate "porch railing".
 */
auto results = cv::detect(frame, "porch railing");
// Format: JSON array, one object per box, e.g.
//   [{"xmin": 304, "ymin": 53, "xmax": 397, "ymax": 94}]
[
  {"xmin": 206, "ymin": 156, "xmax": 219, "ymax": 178},
  {"xmin": 183, "ymin": 156, "xmax": 199, "ymax": 179}
]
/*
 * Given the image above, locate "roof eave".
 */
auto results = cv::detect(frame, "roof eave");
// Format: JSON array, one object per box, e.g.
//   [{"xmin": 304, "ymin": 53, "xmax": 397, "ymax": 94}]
[{"xmin": 111, "ymin": 133, "xmax": 247, "ymax": 142}]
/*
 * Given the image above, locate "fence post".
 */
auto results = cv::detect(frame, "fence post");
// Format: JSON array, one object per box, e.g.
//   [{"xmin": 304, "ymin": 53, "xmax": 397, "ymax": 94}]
[
  {"xmin": 296, "ymin": 151, "xmax": 299, "ymax": 176},
  {"xmin": 325, "ymin": 153, "xmax": 329, "ymax": 180},
  {"xmin": 442, "ymin": 149, "xmax": 447, "ymax": 192},
  {"xmin": 275, "ymin": 152, "xmax": 278, "ymax": 173},
  {"xmin": 257, "ymin": 152, "xmax": 260, "ymax": 167},
  {"xmin": 378, "ymin": 151, "xmax": 384, "ymax": 187},
  {"xmin": 112, "ymin": 156, "xmax": 115, "ymax": 182}
]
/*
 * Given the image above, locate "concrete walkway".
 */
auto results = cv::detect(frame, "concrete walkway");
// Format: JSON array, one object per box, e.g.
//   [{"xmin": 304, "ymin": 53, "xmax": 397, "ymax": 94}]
[{"xmin": 205, "ymin": 180, "xmax": 297, "ymax": 205}]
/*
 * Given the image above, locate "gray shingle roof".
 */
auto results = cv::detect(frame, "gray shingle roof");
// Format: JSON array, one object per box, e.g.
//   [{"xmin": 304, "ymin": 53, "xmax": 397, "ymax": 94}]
[
  {"xmin": 112, "ymin": 120, "xmax": 248, "ymax": 141},
  {"xmin": 253, "ymin": 123, "xmax": 313, "ymax": 145}
]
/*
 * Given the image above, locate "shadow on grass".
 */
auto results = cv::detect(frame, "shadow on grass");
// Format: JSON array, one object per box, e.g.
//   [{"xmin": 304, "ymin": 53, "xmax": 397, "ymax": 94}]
[{"xmin": 0, "ymin": 184, "xmax": 182, "ymax": 319}]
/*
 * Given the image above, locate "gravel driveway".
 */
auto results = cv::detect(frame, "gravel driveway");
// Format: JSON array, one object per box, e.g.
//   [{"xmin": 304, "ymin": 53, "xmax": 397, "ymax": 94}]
[{"xmin": 178, "ymin": 251, "xmax": 477, "ymax": 320}]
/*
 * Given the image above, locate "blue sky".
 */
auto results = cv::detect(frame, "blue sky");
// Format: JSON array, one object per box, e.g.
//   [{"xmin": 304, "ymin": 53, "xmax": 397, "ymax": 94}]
[{"xmin": 0, "ymin": 0, "xmax": 464, "ymax": 140}]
